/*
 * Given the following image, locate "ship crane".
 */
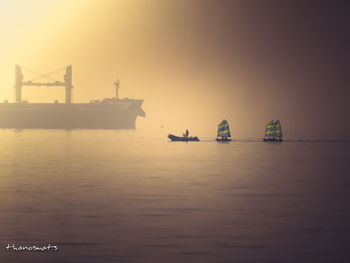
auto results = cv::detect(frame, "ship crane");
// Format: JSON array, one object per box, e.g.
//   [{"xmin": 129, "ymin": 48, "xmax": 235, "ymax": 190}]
[{"xmin": 14, "ymin": 65, "xmax": 73, "ymax": 103}]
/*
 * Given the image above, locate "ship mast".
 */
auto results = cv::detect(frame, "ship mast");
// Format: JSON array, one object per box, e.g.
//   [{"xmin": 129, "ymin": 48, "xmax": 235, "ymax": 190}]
[{"xmin": 114, "ymin": 79, "xmax": 120, "ymax": 99}]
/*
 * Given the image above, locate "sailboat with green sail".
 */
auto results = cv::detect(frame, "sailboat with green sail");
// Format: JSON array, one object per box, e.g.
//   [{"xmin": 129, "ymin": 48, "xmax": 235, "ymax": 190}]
[
  {"xmin": 263, "ymin": 120, "xmax": 283, "ymax": 142},
  {"xmin": 216, "ymin": 119, "xmax": 232, "ymax": 142}
]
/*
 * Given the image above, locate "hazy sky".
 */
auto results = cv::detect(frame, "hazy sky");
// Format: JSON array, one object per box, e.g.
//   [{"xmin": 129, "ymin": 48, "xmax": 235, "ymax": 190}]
[{"xmin": 1, "ymin": 0, "xmax": 349, "ymax": 138}]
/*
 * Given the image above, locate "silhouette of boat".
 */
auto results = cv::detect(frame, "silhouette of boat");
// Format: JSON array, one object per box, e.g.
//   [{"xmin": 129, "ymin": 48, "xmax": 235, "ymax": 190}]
[
  {"xmin": 216, "ymin": 119, "xmax": 232, "ymax": 142},
  {"xmin": 263, "ymin": 120, "xmax": 283, "ymax": 142},
  {"xmin": 168, "ymin": 134, "xmax": 199, "ymax": 141}
]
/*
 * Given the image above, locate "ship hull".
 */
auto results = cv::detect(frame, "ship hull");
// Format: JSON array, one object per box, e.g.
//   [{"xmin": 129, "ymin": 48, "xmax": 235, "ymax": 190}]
[
  {"xmin": 168, "ymin": 134, "xmax": 199, "ymax": 141},
  {"xmin": 263, "ymin": 137, "xmax": 283, "ymax": 142},
  {"xmin": 216, "ymin": 137, "xmax": 231, "ymax": 142},
  {"xmin": 0, "ymin": 100, "xmax": 145, "ymax": 129}
]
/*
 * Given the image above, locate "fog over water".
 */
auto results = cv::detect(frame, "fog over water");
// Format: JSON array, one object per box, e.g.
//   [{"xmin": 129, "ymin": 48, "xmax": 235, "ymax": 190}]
[
  {"xmin": 1, "ymin": 1, "xmax": 350, "ymax": 262},
  {"xmin": 1, "ymin": 0, "xmax": 350, "ymax": 138}
]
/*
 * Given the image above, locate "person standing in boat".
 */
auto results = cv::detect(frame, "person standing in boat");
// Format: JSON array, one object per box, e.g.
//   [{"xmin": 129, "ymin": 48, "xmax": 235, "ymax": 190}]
[{"xmin": 186, "ymin": 129, "xmax": 189, "ymax": 138}]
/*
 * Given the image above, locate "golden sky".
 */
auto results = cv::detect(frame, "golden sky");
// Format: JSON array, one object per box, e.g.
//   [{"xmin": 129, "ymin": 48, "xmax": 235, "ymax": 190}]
[{"xmin": 1, "ymin": 0, "xmax": 349, "ymax": 138}]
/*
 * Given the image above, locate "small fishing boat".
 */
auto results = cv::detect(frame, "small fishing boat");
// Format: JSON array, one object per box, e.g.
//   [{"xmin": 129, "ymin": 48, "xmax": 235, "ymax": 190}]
[
  {"xmin": 216, "ymin": 119, "xmax": 232, "ymax": 142},
  {"xmin": 263, "ymin": 120, "xmax": 283, "ymax": 142},
  {"xmin": 168, "ymin": 134, "xmax": 199, "ymax": 141}
]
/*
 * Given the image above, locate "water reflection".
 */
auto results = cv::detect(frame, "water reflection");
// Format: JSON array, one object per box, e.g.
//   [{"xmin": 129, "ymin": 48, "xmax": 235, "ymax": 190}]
[{"xmin": 0, "ymin": 130, "xmax": 349, "ymax": 262}]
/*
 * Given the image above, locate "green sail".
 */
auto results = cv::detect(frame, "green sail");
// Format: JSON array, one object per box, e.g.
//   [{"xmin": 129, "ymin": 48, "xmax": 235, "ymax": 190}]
[
  {"xmin": 271, "ymin": 120, "xmax": 283, "ymax": 138},
  {"xmin": 265, "ymin": 120, "xmax": 274, "ymax": 137},
  {"xmin": 217, "ymin": 120, "xmax": 231, "ymax": 138}
]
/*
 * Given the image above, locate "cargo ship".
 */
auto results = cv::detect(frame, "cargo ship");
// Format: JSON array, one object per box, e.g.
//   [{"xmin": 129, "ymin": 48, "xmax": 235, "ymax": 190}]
[{"xmin": 0, "ymin": 65, "xmax": 145, "ymax": 129}]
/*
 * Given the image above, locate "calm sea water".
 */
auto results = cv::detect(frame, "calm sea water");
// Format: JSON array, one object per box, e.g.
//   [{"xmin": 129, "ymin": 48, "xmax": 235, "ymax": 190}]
[{"xmin": 0, "ymin": 130, "xmax": 349, "ymax": 263}]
